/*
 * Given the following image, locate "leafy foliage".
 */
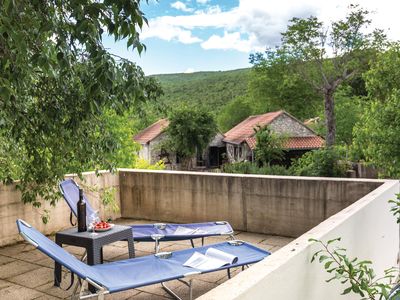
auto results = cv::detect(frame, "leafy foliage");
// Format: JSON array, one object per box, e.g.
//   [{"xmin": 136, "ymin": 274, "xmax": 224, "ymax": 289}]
[
  {"xmin": 364, "ymin": 43, "xmax": 400, "ymax": 101},
  {"xmin": 152, "ymin": 69, "xmax": 250, "ymax": 118},
  {"xmin": 163, "ymin": 106, "xmax": 217, "ymax": 168},
  {"xmin": 254, "ymin": 126, "xmax": 286, "ymax": 166},
  {"xmin": 310, "ymin": 238, "xmax": 397, "ymax": 299},
  {"xmin": 133, "ymin": 158, "xmax": 165, "ymax": 170},
  {"xmin": 277, "ymin": 4, "xmax": 386, "ymax": 146},
  {"xmin": 0, "ymin": 0, "xmax": 162, "ymax": 207},
  {"xmin": 389, "ymin": 194, "xmax": 400, "ymax": 224},
  {"xmin": 217, "ymin": 95, "xmax": 253, "ymax": 132},
  {"xmin": 290, "ymin": 148, "xmax": 347, "ymax": 177},
  {"xmin": 353, "ymin": 91, "xmax": 400, "ymax": 178},
  {"xmin": 313, "ymin": 87, "xmax": 364, "ymax": 145},
  {"xmin": 249, "ymin": 50, "xmax": 322, "ymax": 120},
  {"xmin": 222, "ymin": 161, "xmax": 291, "ymax": 176}
]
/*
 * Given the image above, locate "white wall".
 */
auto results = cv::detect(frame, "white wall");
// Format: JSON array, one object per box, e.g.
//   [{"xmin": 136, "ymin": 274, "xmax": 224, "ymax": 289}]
[{"xmin": 198, "ymin": 180, "xmax": 400, "ymax": 300}]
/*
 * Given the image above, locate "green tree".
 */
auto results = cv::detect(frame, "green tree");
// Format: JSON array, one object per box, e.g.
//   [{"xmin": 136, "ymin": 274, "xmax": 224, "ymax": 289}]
[
  {"xmin": 0, "ymin": 1, "xmax": 162, "ymax": 208},
  {"xmin": 249, "ymin": 50, "xmax": 321, "ymax": 120},
  {"xmin": 313, "ymin": 87, "xmax": 363, "ymax": 145},
  {"xmin": 353, "ymin": 44, "xmax": 400, "ymax": 178},
  {"xmin": 163, "ymin": 106, "xmax": 217, "ymax": 169},
  {"xmin": 277, "ymin": 5, "xmax": 385, "ymax": 147},
  {"xmin": 353, "ymin": 92, "xmax": 400, "ymax": 178},
  {"xmin": 217, "ymin": 95, "xmax": 253, "ymax": 132},
  {"xmin": 253, "ymin": 126, "xmax": 286, "ymax": 166},
  {"xmin": 364, "ymin": 43, "xmax": 400, "ymax": 101}
]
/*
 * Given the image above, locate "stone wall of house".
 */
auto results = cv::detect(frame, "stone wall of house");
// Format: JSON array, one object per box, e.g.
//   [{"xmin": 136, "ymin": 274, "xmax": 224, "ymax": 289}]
[{"xmin": 270, "ymin": 113, "xmax": 315, "ymax": 137}]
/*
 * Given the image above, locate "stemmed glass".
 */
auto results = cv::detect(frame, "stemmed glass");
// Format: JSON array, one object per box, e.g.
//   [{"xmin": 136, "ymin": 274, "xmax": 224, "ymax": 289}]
[{"xmin": 88, "ymin": 213, "xmax": 100, "ymax": 236}]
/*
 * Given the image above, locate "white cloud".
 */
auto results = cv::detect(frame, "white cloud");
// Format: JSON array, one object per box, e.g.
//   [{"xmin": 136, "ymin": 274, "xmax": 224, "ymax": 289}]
[
  {"xmin": 184, "ymin": 68, "xmax": 195, "ymax": 73},
  {"xmin": 171, "ymin": 1, "xmax": 193, "ymax": 12},
  {"xmin": 141, "ymin": 19, "xmax": 202, "ymax": 44},
  {"xmin": 142, "ymin": 0, "xmax": 400, "ymax": 52},
  {"xmin": 196, "ymin": 0, "xmax": 210, "ymax": 4}
]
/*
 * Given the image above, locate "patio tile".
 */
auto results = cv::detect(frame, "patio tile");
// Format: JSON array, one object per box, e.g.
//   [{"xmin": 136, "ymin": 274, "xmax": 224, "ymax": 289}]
[
  {"xmin": 174, "ymin": 279, "xmax": 218, "ymax": 299},
  {"xmin": 234, "ymin": 232, "xmax": 270, "ymax": 244},
  {"xmin": 0, "ymin": 242, "xmax": 35, "ymax": 256},
  {"xmin": 262, "ymin": 235, "xmax": 294, "ymax": 247},
  {"xmin": 0, "ymin": 260, "xmax": 39, "ymax": 279},
  {"xmin": 8, "ymin": 266, "xmax": 53, "ymax": 288},
  {"xmin": 36, "ymin": 281, "xmax": 73, "ymax": 299},
  {"xmin": 13, "ymin": 249, "xmax": 47, "ymax": 262},
  {"xmin": 0, "ymin": 255, "xmax": 15, "ymax": 266},
  {"xmin": 0, "ymin": 283, "xmax": 44, "ymax": 300},
  {"xmin": 102, "ymin": 245, "xmax": 132, "ymax": 261},
  {"xmin": 127, "ymin": 291, "xmax": 171, "ymax": 299},
  {"xmin": 33, "ymin": 294, "xmax": 61, "ymax": 299},
  {"xmin": 0, "ymin": 279, "xmax": 12, "ymax": 290}
]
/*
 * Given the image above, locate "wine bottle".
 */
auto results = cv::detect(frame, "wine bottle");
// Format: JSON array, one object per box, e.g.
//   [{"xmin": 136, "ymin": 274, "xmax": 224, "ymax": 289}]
[{"xmin": 77, "ymin": 188, "xmax": 87, "ymax": 232}]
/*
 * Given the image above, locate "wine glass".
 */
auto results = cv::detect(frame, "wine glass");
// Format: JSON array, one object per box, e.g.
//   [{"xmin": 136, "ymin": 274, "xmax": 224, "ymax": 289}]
[{"xmin": 88, "ymin": 213, "xmax": 100, "ymax": 236}]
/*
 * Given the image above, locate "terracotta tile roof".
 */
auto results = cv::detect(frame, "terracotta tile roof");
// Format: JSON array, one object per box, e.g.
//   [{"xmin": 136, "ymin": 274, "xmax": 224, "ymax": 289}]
[
  {"xmin": 245, "ymin": 136, "xmax": 324, "ymax": 150},
  {"xmin": 285, "ymin": 136, "xmax": 325, "ymax": 150},
  {"xmin": 133, "ymin": 119, "xmax": 169, "ymax": 144},
  {"xmin": 223, "ymin": 111, "xmax": 284, "ymax": 144},
  {"xmin": 244, "ymin": 137, "xmax": 257, "ymax": 149}
]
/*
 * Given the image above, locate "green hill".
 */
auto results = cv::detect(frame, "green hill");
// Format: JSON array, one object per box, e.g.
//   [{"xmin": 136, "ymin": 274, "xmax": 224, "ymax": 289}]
[{"xmin": 151, "ymin": 68, "xmax": 251, "ymax": 114}]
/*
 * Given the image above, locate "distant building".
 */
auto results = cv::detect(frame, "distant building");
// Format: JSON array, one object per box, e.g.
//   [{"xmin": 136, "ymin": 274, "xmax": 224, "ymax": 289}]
[
  {"xmin": 133, "ymin": 119, "xmax": 225, "ymax": 169},
  {"xmin": 223, "ymin": 110, "xmax": 324, "ymax": 164},
  {"xmin": 134, "ymin": 119, "xmax": 171, "ymax": 165}
]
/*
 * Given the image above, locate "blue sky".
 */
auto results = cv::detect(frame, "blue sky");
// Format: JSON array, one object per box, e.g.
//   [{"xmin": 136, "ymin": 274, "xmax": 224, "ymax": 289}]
[{"xmin": 103, "ymin": 0, "xmax": 400, "ymax": 75}]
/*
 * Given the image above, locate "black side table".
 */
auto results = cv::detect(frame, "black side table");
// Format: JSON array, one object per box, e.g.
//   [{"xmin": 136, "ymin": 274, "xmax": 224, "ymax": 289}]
[{"xmin": 54, "ymin": 225, "xmax": 135, "ymax": 289}]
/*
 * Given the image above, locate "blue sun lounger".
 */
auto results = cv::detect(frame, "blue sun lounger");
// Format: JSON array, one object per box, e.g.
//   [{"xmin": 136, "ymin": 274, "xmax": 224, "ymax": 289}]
[
  {"xmin": 17, "ymin": 219, "xmax": 270, "ymax": 300},
  {"xmin": 60, "ymin": 179, "xmax": 234, "ymax": 251}
]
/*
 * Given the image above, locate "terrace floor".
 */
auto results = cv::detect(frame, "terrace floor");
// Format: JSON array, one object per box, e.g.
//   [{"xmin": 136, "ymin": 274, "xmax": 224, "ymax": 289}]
[{"xmin": 0, "ymin": 218, "xmax": 294, "ymax": 300}]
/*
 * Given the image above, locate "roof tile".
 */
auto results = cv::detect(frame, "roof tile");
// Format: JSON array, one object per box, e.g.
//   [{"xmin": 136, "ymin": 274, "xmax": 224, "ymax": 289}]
[{"xmin": 133, "ymin": 119, "xmax": 169, "ymax": 144}]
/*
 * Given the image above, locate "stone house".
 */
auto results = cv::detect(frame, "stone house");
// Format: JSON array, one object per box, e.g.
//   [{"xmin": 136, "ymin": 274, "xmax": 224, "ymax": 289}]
[
  {"xmin": 223, "ymin": 110, "xmax": 324, "ymax": 164},
  {"xmin": 134, "ymin": 119, "xmax": 225, "ymax": 169}
]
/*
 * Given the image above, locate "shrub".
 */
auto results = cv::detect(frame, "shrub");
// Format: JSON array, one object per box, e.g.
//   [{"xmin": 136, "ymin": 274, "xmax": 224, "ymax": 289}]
[
  {"xmin": 290, "ymin": 148, "xmax": 347, "ymax": 177},
  {"xmin": 133, "ymin": 159, "xmax": 165, "ymax": 170},
  {"xmin": 222, "ymin": 162, "xmax": 291, "ymax": 176}
]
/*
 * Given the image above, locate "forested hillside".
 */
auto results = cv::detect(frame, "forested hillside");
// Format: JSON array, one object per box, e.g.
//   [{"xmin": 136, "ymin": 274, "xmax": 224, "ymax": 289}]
[{"xmin": 151, "ymin": 68, "xmax": 250, "ymax": 113}]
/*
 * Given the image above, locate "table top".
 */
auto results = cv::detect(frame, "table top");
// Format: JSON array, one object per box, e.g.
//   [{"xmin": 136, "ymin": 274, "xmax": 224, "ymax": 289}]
[{"xmin": 56, "ymin": 224, "xmax": 131, "ymax": 240}]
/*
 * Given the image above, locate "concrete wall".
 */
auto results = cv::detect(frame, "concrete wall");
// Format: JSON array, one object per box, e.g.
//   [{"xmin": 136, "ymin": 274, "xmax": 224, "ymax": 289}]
[
  {"xmin": 199, "ymin": 179, "xmax": 399, "ymax": 300},
  {"xmin": 0, "ymin": 171, "xmax": 119, "ymax": 247},
  {"xmin": 118, "ymin": 170, "xmax": 384, "ymax": 237}
]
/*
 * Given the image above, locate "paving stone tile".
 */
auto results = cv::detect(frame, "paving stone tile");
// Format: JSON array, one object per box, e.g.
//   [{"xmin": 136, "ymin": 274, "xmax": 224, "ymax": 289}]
[
  {"xmin": 32, "ymin": 294, "xmax": 61, "ymax": 299},
  {"xmin": 0, "ymin": 242, "xmax": 35, "ymax": 256},
  {"xmin": 234, "ymin": 232, "xmax": 270, "ymax": 244},
  {"xmin": 36, "ymin": 281, "xmax": 73, "ymax": 299},
  {"xmin": 0, "ymin": 260, "xmax": 39, "ymax": 279},
  {"xmin": 0, "ymin": 255, "xmax": 15, "ymax": 266},
  {"xmin": 136, "ymin": 283, "xmax": 168, "ymax": 297},
  {"xmin": 13, "ymin": 249, "xmax": 47, "ymax": 262},
  {"xmin": 102, "ymin": 245, "xmax": 132, "ymax": 261},
  {"xmin": 35, "ymin": 257, "xmax": 55, "ymax": 268},
  {"xmin": 159, "ymin": 243, "xmax": 194, "ymax": 252},
  {"xmin": 0, "ymin": 283, "xmax": 44, "ymax": 300},
  {"xmin": 8, "ymin": 267, "xmax": 53, "ymax": 288},
  {"xmin": 127, "ymin": 291, "xmax": 171, "ymax": 299},
  {"xmin": 174, "ymin": 279, "xmax": 218, "ymax": 299},
  {"xmin": 261, "ymin": 235, "xmax": 294, "ymax": 247},
  {"xmin": 0, "ymin": 279, "xmax": 12, "ymax": 290}
]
